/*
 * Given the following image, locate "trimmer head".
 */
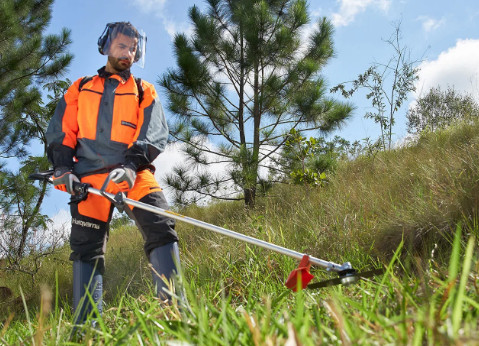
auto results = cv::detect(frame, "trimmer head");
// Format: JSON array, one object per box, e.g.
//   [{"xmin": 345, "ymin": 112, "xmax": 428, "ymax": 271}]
[
  {"xmin": 285, "ymin": 255, "xmax": 384, "ymax": 290},
  {"xmin": 306, "ymin": 268, "xmax": 384, "ymax": 290}
]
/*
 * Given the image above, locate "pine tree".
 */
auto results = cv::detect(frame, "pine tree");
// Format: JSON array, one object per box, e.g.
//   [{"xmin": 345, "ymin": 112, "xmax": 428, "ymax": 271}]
[
  {"xmin": 160, "ymin": 0, "xmax": 352, "ymax": 207},
  {"xmin": 0, "ymin": 0, "xmax": 72, "ymax": 266}
]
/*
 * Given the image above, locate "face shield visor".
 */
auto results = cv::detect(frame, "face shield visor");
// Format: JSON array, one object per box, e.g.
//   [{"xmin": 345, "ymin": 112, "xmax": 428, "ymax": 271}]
[{"xmin": 98, "ymin": 22, "xmax": 147, "ymax": 68}]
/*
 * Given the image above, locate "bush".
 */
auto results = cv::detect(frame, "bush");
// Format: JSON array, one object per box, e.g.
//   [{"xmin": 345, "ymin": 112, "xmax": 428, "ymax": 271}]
[{"xmin": 407, "ymin": 86, "xmax": 479, "ymax": 133}]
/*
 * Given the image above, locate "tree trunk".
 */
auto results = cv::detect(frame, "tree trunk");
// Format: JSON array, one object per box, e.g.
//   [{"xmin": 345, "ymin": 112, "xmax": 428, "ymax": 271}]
[
  {"xmin": 16, "ymin": 180, "xmax": 48, "ymax": 259},
  {"xmin": 238, "ymin": 24, "xmax": 246, "ymax": 146},
  {"xmin": 244, "ymin": 187, "xmax": 256, "ymax": 208},
  {"xmin": 244, "ymin": 62, "xmax": 261, "ymax": 208}
]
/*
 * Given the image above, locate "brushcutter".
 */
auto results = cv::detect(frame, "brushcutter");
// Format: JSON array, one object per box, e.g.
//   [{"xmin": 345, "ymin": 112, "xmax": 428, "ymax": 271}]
[{"xmin": 29, "ymin": 170, "xmax": 383, "ymax": 290}]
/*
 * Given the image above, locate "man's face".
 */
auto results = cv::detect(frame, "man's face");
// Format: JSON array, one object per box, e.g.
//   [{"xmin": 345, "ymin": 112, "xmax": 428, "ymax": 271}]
[{"xmin": 105, "ymin": 32, "xmax": 138, "ymax": 72}]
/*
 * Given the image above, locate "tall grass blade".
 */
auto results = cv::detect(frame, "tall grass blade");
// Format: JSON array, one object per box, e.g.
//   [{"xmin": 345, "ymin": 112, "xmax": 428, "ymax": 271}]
[
  {"xmin": 452, "ymin": 236, "xmax": 475, "ymax": 337},
  {"xmin": 55, "ymin": 308, "xmax": 64, "ymax": 345},
  {"xmin": 448, "ymin": 224, "xmax": 462, "ymax": 282},
  {"xmin": 18, "ymin": 286, "xmax": 33, "ymax": 339}
]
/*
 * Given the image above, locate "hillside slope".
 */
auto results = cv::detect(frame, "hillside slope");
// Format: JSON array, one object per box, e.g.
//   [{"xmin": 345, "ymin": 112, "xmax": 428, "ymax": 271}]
[
  {"xmin": 2, "ymin": 119, "xmax": 479, "ymax": 313},
  {"xmin": 176, "ymin": 119, "xmax": 479, "ymax": 271}
]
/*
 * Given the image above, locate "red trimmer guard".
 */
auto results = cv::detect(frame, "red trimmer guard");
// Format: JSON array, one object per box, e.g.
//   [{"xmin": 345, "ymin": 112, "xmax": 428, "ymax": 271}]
[{"xmin": 285, "ymin": 255, "xmax": 314, "ymax": 291}]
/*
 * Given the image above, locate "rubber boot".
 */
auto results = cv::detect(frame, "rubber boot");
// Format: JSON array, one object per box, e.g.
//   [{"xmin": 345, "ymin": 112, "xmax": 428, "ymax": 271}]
[
  {"xmin": 72, "ymin": 260, "xmax": 103, "ymax": 326},
  {"xmin": 149, "ymin": 242, "xmax": 181, "ymax": 302}
]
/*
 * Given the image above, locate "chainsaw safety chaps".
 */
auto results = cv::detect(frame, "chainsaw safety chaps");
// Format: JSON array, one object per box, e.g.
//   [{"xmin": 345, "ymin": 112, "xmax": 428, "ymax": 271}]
[
  {"xmin": 131, "ymin": 190, "xmax": 178, "ymax": 256},
  {"xmin": 69, "ymin": 169, "xmax": 178, "ymax": 271},
  {"xmin": 69, "ymin": 203, "xmax": 111, "ymax": 273}
]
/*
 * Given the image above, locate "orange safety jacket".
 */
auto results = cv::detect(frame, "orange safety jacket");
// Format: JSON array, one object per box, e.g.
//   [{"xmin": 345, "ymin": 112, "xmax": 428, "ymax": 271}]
[{"xmin": 46, "ymin": 67, "xmax": 168, "ymax": 176}]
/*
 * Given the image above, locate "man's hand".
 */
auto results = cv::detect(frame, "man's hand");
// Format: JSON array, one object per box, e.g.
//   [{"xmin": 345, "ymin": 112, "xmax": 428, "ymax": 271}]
[
  {"xmin": 52, "ymin": 167, "xmax": 80, "ymax": 195},
  {"xmin": 109, "ymin": 165, "xmax": 137, "ymax": 192}
]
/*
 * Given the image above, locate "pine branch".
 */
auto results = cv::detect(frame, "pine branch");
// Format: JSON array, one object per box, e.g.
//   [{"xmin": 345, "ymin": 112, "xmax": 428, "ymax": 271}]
[{"xmin": 170, "ymin": 132, "xmax": 240, "ymax": 156}]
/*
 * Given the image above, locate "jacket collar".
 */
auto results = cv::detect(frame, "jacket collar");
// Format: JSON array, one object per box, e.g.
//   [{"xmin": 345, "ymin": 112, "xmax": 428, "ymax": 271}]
[{"xmin": 97, "ymin": 66, "xmax": 131, "ymax": 82}]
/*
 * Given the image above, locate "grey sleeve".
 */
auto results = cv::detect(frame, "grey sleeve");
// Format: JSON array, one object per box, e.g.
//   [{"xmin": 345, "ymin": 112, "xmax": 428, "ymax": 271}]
[{"xmin": 125, "ymin": 84, "xmax": 169, "ymax": 169}]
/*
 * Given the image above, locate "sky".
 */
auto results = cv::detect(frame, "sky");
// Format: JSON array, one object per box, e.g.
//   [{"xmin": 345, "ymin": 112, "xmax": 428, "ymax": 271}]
[{"xmin": 41, "ymin": 0, "xmax": 479, "ymax": 230}]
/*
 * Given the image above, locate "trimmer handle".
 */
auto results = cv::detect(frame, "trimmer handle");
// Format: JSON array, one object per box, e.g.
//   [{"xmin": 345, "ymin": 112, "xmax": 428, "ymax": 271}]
[
  {"xmin": 28, "ymin": 170, "xmax": 91, "ymax": 203},
  {"xmin": 28, "ymin": 170, "xmax": 55, "ymax": 182},
  {"xmin": 71, "ymin": 181, "xmax": 90, "ymax": 203}
]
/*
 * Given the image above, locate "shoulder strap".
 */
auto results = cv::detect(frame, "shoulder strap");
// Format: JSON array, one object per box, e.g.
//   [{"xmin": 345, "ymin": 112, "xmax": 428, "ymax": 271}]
[
  {"xmin": 135, "ymin": 77, "xmax": 143, "ymax": 105},
  {"xmin": 78, "ymin": 76, "xmax": 94, "ymax": 91}
]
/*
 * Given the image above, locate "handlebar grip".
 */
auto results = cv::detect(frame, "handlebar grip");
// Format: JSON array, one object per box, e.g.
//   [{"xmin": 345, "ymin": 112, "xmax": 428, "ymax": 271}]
[
  {"xmin": 70, "ymin": 181, "xmax": 91, "ymax": 203},
  {"xmin": 73, "ymin": 181, "xmax": 85, "ymax": 193},
  {"xmin": 28, "ymin": 170, "xmax": 55, "ymax": 182}
]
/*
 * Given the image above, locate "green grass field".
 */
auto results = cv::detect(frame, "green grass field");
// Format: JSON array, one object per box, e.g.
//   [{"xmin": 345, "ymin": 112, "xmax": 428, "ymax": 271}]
[{"xmin": 1, "ymin": 120, "xmax": 479, "ymax": 344}]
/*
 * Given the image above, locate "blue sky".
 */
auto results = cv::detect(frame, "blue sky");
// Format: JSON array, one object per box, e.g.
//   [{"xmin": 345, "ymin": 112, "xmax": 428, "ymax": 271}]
[{"xmin": 42, "ymin": 0, "xmax": 479, "ymax": 224}]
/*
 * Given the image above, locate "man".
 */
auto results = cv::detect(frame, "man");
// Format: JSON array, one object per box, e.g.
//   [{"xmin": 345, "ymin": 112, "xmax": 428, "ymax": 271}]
[{"xmin": 46, "ymin": 22, "xmax": 181, "ymax": 325}]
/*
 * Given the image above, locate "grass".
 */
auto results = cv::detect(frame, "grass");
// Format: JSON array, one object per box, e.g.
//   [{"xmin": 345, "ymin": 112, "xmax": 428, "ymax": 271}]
[
  {"xmin": 1, "ymin": 119, "xmax": 479, "ymax": 344},
  {"xmin": 0, "ymin": 228, "xmax": 477, "ymax": 344}
]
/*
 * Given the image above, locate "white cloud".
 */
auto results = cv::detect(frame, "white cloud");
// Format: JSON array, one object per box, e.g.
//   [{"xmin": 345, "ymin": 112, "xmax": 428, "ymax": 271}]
[
  {"xmin": 21, "ymin": 208, "xmax": 71, "ymax": 252},
  {"xmin": 417, "ymin": 16, "xmax": 445, "ymax": 33},
  {"xmin": 153, "ymin": 140, "xmax": 234, "ymax": 204},
  {"xmin": 331, "ymin": 0, "xmax": 391, "ymax": 27},
  {"xmin": 414, "ymin": 39, "xmax": 479, "ymax": 100},
  {"xmin": 162, "ymin": 19, "xmax": 193, "ymax": 39},
  {"xmin": 153, "ymin": 140, "xmax": 280, "ymax": 205},
  {"xmin": 131, "ymin": 0, "xmax": 192, "ymax": 39},
  {"xmin": 131, "ymin": 0, "xmax": 166, "ymax": 12},
  {"xmin": 47, "ymin": 208, "xmax": 71, "ymax": 238}
]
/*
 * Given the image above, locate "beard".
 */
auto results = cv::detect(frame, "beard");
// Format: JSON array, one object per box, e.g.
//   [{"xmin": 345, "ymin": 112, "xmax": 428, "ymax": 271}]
[{"xmin": 107, "ymin": 56, "xmax": 133, "ymax": 73}]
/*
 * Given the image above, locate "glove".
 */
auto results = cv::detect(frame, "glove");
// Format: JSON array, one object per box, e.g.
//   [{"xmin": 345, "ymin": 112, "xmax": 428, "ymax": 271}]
[
  {"xmin": 109, "ymin": 164, "xmax": 137, "ymax": 192},
  {"xmin": 52, "ymin": 167, "xmax": 80, "ymax": 195}
]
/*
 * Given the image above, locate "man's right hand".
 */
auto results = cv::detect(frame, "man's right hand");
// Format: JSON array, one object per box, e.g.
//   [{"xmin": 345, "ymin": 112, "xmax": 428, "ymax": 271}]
[
  {"xmin": 108, "ymin": 165, "xmax": 137, "ymax": 192},
  {"xmin": 52, "ymin": 167, "xmax": 79, "ymax": 195}
]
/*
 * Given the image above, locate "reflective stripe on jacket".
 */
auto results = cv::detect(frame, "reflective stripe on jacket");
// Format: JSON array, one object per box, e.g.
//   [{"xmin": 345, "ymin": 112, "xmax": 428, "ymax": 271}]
[{"xmin": 46, "ymin": 69, "xmax": 168, "ymax": 176}]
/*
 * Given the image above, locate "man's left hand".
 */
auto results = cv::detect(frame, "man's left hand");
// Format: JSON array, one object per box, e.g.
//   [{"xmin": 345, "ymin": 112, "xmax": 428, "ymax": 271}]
[{"xmin": 109, "ymin": 165, "xmax": 137, "ymax": 191}]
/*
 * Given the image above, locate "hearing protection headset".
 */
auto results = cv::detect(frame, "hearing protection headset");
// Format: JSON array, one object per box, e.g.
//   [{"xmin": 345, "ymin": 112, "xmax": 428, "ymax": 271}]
[{"xmin": 97, "ymin": 22, "xmax": 144, "ymax": 62}]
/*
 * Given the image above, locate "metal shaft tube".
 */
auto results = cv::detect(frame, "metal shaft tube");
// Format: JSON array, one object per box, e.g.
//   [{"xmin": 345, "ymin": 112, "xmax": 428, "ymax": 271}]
[{"xmin": 88, "ymin": 187, "xmax": 350, "ymax": 272}]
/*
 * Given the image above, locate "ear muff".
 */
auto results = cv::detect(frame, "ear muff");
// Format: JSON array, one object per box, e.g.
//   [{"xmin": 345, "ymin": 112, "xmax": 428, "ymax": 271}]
[
  {"xmin": 97, "ymin": 22, "xmax": 115, "ymax": 56},
  {"xmin": 97, "ymin": 22, "xmax": 143, "ymax": 62},
  {"xmin": 134, "ymin": 35, "xmax": 144, "ymax": 62}
]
